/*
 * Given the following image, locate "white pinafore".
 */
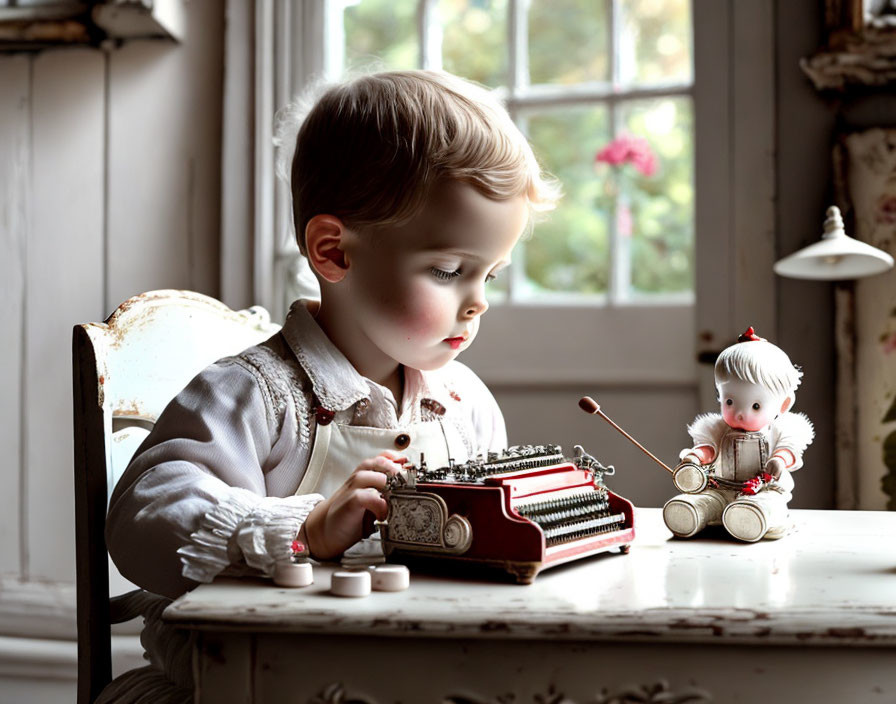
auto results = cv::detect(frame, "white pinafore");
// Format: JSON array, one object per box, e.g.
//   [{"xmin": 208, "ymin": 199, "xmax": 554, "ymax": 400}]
[{"xmin": 294, "ymin": 408, "xmax": 470, "ymax": 497}]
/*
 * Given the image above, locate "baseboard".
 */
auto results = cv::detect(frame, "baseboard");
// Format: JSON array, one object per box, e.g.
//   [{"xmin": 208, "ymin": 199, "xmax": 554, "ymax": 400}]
[
  {"xmin": 0, "ymin": 576, "xmax": 77, "ymax": 640},
  {"xmin": 0, "ymin": 632, "xmax": 144, "ymax": 671},
  {"xmin": 0, "ymin": 577, "xmax": 145, "ymax": 694},
  {"xmin": 0, "ymin": 635, "xmax": 77, "ymax": 680}
]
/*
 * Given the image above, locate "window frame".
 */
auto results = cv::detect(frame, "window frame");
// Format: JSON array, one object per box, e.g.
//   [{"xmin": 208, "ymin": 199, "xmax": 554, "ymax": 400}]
[{"xmin": 250, "ymin": 0, "xmax": 777, "ymax": 390}]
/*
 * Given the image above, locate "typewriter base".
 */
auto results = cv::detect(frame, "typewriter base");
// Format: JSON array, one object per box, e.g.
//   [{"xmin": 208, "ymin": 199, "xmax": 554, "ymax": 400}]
[{"xmin": 384, "ymin": 535, "xmax": 634, "ymax": 584}]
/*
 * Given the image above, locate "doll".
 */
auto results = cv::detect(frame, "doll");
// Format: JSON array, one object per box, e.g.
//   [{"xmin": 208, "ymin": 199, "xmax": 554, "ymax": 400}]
[{"xmin": 663, "ymin": 327, "xmax": 815, "ymax": 542}]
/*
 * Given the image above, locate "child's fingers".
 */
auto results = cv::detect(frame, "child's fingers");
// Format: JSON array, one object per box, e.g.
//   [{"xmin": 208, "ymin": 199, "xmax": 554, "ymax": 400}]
[
  {"xmin": 354, "ymin": 488, "xmax": 389, "ymax": 520},
  {"xmin": 355, "ymin": 455, "xmax": 403, "ymax": 475},
  {"xmin": 377, "ymin": 451, "xmax": 408, "ymax": 464},
  {"xmin": 348, "ymin": 469, "xmax": 393, "ymax": 491}
]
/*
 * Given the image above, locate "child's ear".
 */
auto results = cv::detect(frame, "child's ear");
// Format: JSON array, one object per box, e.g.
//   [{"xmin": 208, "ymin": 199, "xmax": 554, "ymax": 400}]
[{"xmin": 305, "ymin": 215, "xmax": 350, "ymax": 283}]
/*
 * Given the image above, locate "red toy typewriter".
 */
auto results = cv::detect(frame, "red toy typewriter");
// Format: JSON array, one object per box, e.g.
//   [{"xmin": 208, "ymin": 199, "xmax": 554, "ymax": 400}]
[{"xmin": 379, "ymin": 444, "xmax": 635, "ymax": 583}]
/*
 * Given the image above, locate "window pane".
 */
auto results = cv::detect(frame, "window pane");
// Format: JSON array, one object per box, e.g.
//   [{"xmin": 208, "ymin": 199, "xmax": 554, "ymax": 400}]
[
  {"xmin": 523, "ymin": 107, "xmax": 611, "ymax": 295},
  {"xmin": 618, "ymin": 0, "xmax": 692, "ymax": 85},
  {"xmin": 344, "ymin": 0, "xmax": 418, "ymax": 71},
  {"xmin": 441, "ymin": 0, "xmax": 508, "ymax": 88},
  {"xmin": 616, "ymin": 97, "xmax": 694, "ymax": 295},
  {"xmin": 528, "ymin": 0, "xmax": 609, "ymax": 86}
]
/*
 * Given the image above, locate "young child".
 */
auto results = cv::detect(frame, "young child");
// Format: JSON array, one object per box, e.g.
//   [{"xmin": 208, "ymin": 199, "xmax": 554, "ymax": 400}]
[
  {"xmin": 663, "ymin": 327, "xmax": 815, "ymax": 543},
  {"xmin": 99, "ymin": 70, "xmax": 559, "ymax": 702}
]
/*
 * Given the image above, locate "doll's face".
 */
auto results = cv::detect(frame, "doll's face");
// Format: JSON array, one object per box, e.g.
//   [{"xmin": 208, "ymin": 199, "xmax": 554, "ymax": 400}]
[
  {"xmin": 717, "ymin": 378, "xmax": 789, "ymax": 432},
  {"xmin": 341, "ymin": 181, "xmax": 528, "ymax": 373}
]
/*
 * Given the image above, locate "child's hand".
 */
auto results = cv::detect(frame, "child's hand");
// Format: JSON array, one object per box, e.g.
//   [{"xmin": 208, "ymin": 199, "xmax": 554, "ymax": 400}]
[{"xmin": 299, "ymin": 452, "xmax": 406, "ymax": 560}]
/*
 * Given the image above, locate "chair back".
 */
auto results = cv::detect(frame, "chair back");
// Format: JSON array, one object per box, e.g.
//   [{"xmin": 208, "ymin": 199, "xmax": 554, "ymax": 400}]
[{"xmin": 72, "ymin": 290, "xmax": 281, "ymax": 703}]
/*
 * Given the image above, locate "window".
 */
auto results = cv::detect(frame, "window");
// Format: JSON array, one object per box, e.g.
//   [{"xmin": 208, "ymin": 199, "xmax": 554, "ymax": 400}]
[
  {"xmin": 271, "ymin": 0, "xmax": 699, "ymax": 386},
  {"xmin": 280, "ymin": 0, "xmax": 693, "ymax": 307}
]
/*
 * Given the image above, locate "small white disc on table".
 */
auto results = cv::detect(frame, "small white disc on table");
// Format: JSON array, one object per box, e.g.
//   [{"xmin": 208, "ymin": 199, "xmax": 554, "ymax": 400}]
[
  {"xmin": 272, "ymin": 562, "xmax": 313, "ymax": 588},
  {"xmin": 371, "ymin": 564, "xmax": 410, "ymax": 591},
  {"xmin": 331, "ymin": 569, "xmax": 371, "ymax": 597}
]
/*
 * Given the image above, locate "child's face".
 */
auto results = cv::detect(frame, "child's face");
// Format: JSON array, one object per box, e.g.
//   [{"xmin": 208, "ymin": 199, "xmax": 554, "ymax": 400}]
[
  {"xmin": 717, "ymin": 378, "xmax": 787, "ymax": 432},
  {"xmin": 343, "ymin": 181, "xmax": 528, "ymax": 373}
]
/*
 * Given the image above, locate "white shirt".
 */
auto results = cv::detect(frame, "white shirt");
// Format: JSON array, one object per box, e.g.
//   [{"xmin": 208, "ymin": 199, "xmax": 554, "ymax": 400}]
[{"xmin": 106, "ymin": 299, "xmax": 507, "ymax": 599}]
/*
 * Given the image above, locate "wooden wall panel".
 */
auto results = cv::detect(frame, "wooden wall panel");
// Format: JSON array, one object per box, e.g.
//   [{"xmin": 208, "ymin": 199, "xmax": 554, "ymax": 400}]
[
  {"xmin": 0, "ymin": 55, "xmax": 30, "ymax": 576},
  {"xmin": 27, "ymin": 50, "xmax": 105, "ymax": 582},
  {"xmin": 106, "ymin": 0, "xmax": 224, "ymax": 311}
]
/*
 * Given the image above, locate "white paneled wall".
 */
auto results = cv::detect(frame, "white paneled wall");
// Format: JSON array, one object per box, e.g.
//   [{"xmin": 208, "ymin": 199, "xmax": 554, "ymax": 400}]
[
  {"xmin": 0, "ymin": 1, "xmax": 223, "ymax": 699},
  {"xmin": 0, "ymin": 54, "xmax": 28, "ymax": 585}
]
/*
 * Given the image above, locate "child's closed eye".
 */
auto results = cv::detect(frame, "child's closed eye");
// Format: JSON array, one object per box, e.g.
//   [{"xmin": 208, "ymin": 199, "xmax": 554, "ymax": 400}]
[
  {"xmin": 430, "ymin": 265, "xmax": 502, "ymax": 284},
  {"xmin": 430, "ymin": 266, "xmax": 462, "ymax": 281}
]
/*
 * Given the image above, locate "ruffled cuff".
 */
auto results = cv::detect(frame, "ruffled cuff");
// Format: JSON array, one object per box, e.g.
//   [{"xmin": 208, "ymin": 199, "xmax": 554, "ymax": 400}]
[
  {"xmin": 179, "ymin": 490, "xmax": 324, "ymax": 584},
  {"xmin": 178, "ymin": 487, "xmax": 263, "ymax": 584},
  {"xmin": 234, "ymin": 494, "xmax": 324, "ymax": 575}
]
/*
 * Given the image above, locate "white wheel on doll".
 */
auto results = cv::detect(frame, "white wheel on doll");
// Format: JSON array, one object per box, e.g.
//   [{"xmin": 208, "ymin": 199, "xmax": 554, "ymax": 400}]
[
  {"xmin": 722, "ymin": 501, "xmax": 768, "ymax": 542},
  {"xmin": 663, "ymin": 498, "xmax": 703, "ymax": 538},
  {"xmin": 672, "ymin": 463, "xmax": 708, "ymax": 493}
]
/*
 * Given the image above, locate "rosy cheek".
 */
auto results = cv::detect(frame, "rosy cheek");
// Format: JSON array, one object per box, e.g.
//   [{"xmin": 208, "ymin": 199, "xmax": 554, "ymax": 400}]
[
  {"xmin": 395, "ymin": 285, "xmax": 442, "ymax": 338},
  {"xmin": 753, "ymin": 409, "xmax": 770, "ymax": 428},
  {"xmin": 721, "ymin": 406, "xmax": 736, "ymax": 425}
]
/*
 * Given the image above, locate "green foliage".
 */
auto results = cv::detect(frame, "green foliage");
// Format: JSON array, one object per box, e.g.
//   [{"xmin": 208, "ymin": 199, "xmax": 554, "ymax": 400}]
[
  {"xmin": 441, "ymin": 0, "xmax": 508, "ymax": 88},
  {"xmin": 529, "ymin": 0, "xmax": 609, "ymax": 85},
  {"xmin": 344, "ymin": 0, "xmax": 418, "ymax": 71},
  {"xmin": 881, "ymin": 396, "xmax": 896, "ymax": 509},
  {"xmin": 882, "ymin": 430, "xmax": 896, "ymax": 511},
  {"xmin": 883, "ymin": 395, "xmax": 896, "ymax": 424},
  {"xmin": 624, "ymin": 98, "xmax": 694, "ymax": 294},
  {"xmin": 525, "ymin": 107, "xmax": 610, "ymax": 294},
  {"xmin": 621, "ymin": 0, "xmax": 692, "ymax": 84}
]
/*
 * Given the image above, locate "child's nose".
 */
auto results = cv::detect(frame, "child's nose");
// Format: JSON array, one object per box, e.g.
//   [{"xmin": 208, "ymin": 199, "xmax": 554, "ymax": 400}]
[{"xmin": 462, "ymin": 296, "xmax": 488, "ymax": 319}]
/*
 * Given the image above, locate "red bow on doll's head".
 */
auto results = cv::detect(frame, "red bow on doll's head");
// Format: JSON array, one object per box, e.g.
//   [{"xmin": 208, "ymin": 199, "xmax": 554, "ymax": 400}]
[{"xmin": 737, "ymin": 326, "xmax": 764, "ymax": 343}]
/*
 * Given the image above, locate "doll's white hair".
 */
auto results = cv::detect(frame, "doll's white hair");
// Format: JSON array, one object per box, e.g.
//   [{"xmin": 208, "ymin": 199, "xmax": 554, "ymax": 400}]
[{"xmin": 714, "ymin": 339, "xmax": 803, "ymax": 400}]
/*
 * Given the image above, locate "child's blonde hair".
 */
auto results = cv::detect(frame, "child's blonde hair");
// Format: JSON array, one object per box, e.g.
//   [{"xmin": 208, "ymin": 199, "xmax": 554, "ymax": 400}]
[
  {"xmin": 715, "ymin": 334, "xmax": 803, "ymax": 401},
  {"xmin": 279, "ymin": 70, "xmax": 560, "ymax": 254}
]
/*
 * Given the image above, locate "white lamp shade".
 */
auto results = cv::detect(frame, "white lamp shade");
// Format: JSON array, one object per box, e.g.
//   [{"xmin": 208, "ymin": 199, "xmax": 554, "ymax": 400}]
[{"xmin": 774, "ymin": 206, "xmax": 895, "ymax": 280}]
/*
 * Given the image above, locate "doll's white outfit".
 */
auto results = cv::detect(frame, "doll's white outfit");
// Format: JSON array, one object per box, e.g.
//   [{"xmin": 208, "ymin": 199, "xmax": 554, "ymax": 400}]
[
  {"xmin": 98, "ymin": 299, "xmax": 505, "ymax": 704},
  {"xmin": 663, "ymin": 411, "xmax": 814, "ymax": 542}
]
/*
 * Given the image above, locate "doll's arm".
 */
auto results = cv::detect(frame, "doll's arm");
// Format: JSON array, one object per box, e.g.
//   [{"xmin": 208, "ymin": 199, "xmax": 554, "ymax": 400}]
[
  {"xmin": 767, "ymin": 412, "xmax": 815, "ymax": 475},
  {"xmin": 679, "ymin": 444, "xmax": 716, "ymax": 465},
  {"xmin": 681, "ymin": 413, "xmax": 726, "ymax": 466},
  {"xmin": 764, "ymin": 449, "xmax": 796, "ymax": 479}
]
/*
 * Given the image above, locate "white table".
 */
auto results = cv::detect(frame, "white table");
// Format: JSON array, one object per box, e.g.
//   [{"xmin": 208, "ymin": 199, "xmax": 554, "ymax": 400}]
[{"xmin": 164, "ymin": 508, "xmax": 896, "ymax": 703}]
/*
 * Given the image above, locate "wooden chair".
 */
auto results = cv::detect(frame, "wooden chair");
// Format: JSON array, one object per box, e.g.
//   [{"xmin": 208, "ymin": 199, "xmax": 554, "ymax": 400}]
[{"xmin": 72, "ymin": 290, "xmax": 280, "ymax": 704}]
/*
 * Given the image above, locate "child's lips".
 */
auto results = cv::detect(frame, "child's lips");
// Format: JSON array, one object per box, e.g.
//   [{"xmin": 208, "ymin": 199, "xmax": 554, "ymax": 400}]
[{"xmin": 444, "ymin": 336, "xmax": 466, "ymax": 350}]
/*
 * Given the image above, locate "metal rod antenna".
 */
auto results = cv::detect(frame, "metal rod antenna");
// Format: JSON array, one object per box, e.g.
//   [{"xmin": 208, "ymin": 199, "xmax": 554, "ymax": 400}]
[{"xmin": 578, "ymin": 396, "xmax": 674, "ymax": 474}]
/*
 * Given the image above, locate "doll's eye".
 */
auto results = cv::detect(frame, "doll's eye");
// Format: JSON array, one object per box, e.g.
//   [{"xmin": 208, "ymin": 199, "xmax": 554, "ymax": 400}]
[
  {"xmin": 752, "ymin": 402, "xmax": 761, "ymax": 410},
  {"xmin": 725, "ymin": 399, "xmax": 733, "ymax": 406}
]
